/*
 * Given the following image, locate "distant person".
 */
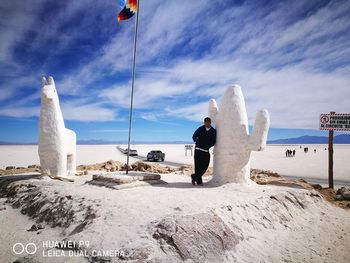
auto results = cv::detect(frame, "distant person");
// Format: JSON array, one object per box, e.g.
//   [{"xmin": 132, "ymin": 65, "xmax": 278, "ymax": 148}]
[
  {"xmin": 191, "ymin": 117, "xmax": 216, "ymax": 185},
  {"xmin": 314, "ymin": 149, "xmax": 316, "ymax": 153},
  {"xmin": 293, "ymin": 150, "xmax": 296, "ymax": 157},
  {"xmin": 286, "ymin": 150, "xmax": 291, "ymax": 157}
]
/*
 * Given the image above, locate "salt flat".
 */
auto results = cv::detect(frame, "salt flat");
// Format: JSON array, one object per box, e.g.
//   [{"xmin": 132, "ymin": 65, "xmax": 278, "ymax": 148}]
[
  {"xmin": 1, "ymin": 144, "xmax": 349, "ymax": 183},
  {"xmin": 1, "ymin": 144, "xmax": 349, "ymax": 262},
  {"xmin": 1, "ymin": 173, "xmax": 349, "ymax": 262},
  {"xmin": 0, "ymin": 145, "xmax": 139, "ymax": 167}
]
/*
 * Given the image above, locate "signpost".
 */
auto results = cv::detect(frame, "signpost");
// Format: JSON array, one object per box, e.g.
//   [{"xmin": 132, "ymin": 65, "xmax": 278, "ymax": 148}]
[
  {"xmin": 319, "ymin": 112, "xmax": 350, "ymax": 188},
  {"xmin": 185, "ymin": 145, "xmax": 193, "ymax": 156}
]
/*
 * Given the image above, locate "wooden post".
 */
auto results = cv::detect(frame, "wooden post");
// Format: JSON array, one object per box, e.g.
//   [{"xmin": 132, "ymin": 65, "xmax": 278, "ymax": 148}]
[{"xmin": 328, "ymin": 111, "xmax": 335, "ymax": 189}]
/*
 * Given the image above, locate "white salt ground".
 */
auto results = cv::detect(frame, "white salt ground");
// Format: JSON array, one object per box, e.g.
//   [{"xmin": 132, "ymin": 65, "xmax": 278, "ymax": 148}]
[{"xmin": 0, "ymin": 172, "xmax": 349, "ymax": 262}]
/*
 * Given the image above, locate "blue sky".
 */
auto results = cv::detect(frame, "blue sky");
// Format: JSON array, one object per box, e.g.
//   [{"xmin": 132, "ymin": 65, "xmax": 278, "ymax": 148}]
[{"xmin": 0, "ymin": 0, "xmax": 349, "ymax": 143}]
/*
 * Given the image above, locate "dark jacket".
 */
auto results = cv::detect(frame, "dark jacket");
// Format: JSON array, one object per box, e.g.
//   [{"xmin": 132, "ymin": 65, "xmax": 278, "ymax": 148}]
[{"xmin": 192, "ymin": 125, "xmax": 216, "ymax": 151}]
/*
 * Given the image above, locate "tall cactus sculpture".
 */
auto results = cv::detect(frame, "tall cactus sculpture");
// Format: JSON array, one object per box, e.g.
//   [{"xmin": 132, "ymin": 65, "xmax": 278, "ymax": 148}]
[{"xmin": 208, "ymin": 84, "xmax": 270, "ymax": 185}]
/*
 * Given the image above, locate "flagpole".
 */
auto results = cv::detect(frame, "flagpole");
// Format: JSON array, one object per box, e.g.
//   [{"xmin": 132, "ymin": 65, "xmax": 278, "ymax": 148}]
[{"xmin": 126, "ymin": 0, "xmax": 140, "ymax": 174}]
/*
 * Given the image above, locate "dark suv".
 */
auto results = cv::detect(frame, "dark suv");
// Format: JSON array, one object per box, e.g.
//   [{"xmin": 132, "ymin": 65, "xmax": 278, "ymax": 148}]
[{"xmin": 147, "ymin": 150, "xmax": 165, "ymax": 162}]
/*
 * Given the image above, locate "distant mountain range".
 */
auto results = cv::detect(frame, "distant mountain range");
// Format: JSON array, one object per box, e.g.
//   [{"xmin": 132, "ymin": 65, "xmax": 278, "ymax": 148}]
[
  {"xmin": 268, "ymin": 134, "xmax": 350, "ymax": 144},
  {"xmin": 1, "ymin": 135, "xmax": 350, "ymax": 145}
]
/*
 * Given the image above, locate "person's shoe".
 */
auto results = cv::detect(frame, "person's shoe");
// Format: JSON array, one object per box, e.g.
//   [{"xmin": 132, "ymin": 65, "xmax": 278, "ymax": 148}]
[{"xmin": 190, "ymin": 174, "xmax": 196, "ymax": 185}]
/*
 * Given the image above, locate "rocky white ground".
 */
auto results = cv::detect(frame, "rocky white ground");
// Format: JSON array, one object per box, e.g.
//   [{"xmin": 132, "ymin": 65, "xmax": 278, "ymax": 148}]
[{"xmin": 0, "ymin": 172, "xmax": 349, "ymax": 263}]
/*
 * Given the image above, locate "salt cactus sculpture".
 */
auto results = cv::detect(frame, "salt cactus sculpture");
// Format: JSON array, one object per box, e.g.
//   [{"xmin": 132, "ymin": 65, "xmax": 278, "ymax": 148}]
[
  {"xmin": 208, "ymin": 84, "xmax": 270, "ymax": 185},
  {"xmin": 38, "ymin": 76, "xmax": 77, "ymax": 178}
]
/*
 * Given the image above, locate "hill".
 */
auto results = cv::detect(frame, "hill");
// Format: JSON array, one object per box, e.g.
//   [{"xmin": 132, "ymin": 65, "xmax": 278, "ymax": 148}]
[{"xmin": 268, "ymin": 134, "xmax": 350, "ymax": 144}]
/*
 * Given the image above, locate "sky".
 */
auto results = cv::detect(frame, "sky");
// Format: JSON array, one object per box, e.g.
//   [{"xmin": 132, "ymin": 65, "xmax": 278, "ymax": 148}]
[{"xmin": 0, "ymin": 0, "xmax": 349, "ymax": 143}]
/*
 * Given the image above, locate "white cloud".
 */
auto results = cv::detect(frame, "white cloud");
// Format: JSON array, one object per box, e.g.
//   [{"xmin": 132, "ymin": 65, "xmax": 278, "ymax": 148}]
[
  {"xmin": 56, "ymin": 0, "xmax": 213, "ymax": 95},
  {"xmin": 0, "ymin": 1, "xmax": 44, "ymax": 63},
  {"xmin": 139, "ymin": 112, "xmax": 159, "ymax": 122},
  {"xmin": 0, "ymin": 96, "xmax": 117, "ymax": 122},
  {"xmin": 165, "ymin": 101, "xmax": 209, "ymax": 122},
  {"xmin": 1, "ymin": 0, "xmax": 349, "ymax": 131},
  {"xmin": 61, "ymin": 104, "xmax": 116, "ymax": 122},
  {"xmin": 0, "ymin": 106, "xmax": 38, "ymax": 118},
  {"xmin": 0, "ymin": 88, "xmax": 13, "ymax": 101},
  {"xmin": 99, "ymin": 76, "xmax": 198, "ymax": 109},
  {"xmin": 156, "ymin": 56, "xmax": 350, "ymax": 129}
]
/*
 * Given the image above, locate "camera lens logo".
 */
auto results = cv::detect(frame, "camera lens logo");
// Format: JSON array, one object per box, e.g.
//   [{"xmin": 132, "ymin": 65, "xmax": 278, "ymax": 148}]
[{"xmin": 13, "ymin": 243, "xmax": 37, "ymax": 255}]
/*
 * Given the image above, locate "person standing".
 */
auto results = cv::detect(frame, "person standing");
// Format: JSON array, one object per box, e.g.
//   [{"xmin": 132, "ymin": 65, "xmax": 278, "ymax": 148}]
[{"xmin": 191, "ymin": 117, "xmax": 216, "ymax": 185}]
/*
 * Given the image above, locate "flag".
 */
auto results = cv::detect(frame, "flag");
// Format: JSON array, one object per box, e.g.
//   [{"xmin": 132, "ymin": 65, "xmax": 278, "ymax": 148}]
[{"xmin": 118, "ymin": 0, "xmax": 137, "ymax": 22}]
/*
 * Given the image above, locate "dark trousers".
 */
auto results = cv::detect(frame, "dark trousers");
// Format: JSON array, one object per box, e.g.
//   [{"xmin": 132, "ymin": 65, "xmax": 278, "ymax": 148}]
[{"xmin": 193, "ymin": 149, "xmax": 210, "ymax": 184}]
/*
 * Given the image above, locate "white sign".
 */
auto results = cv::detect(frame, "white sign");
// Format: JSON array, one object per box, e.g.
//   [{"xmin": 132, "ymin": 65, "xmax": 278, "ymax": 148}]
[{"xmin": 320, "ymin": 113, "xmax": 350, "ymax": 131}]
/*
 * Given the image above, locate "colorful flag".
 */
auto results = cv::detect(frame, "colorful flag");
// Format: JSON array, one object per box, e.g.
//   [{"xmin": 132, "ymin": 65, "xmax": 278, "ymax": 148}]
[{"xmin": 118, "ymin": 0, "xmax": 137, "ymax": 22}]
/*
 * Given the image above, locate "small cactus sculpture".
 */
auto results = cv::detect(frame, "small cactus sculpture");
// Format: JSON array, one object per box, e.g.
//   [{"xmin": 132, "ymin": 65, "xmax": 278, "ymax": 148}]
[{"xmin": 208, "ymin": 84, "xmax": 270, "ymax": 185}]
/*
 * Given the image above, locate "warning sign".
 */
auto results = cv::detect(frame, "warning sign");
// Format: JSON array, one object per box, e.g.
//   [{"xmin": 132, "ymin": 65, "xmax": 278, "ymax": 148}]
[{"xmin": 320, "ymin": 113, "xmax": 350, "ymax": 131}]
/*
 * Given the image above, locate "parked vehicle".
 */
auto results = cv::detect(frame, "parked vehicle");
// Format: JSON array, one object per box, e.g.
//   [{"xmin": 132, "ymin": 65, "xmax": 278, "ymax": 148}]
[
  {"xmin": 129, "ymin": 149, "xmax": 138, "ymax": 156},
  {"xmin": 117, "ymin": 146, "xmax": 138, "ymax": 156},
  {"xmin": 147, "ymin": 150, "xmax": 165, "ymax": 162}
]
